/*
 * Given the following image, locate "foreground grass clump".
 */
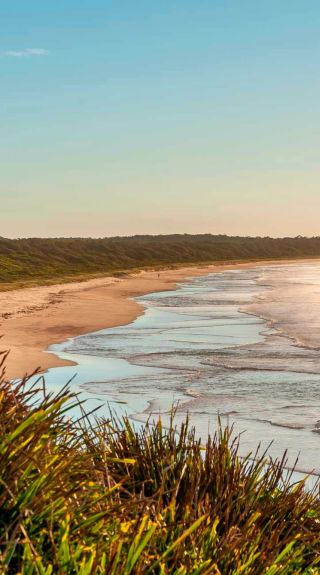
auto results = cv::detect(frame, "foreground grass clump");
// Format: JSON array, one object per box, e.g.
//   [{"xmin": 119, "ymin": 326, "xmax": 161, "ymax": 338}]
[{"xmin": 0, "ymin": 358, "xmax": 319, "ymax": 573}]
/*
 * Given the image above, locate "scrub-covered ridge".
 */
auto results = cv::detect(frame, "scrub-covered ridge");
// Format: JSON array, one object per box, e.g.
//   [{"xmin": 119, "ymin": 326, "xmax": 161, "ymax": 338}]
[{"xmin": 2, "ymin": 234, "xmax": 320, "ymax": 286}]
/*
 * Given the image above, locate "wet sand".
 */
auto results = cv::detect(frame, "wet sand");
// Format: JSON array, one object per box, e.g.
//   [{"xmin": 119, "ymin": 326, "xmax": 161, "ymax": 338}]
[{"xmin": 1, "ymin": 258, "xmax": 319, "ymax": 380}]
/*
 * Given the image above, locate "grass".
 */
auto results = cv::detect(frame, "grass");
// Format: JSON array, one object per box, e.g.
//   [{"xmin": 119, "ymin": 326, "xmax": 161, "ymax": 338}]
[
  {"xmin": 2, "ymin": 234, "xmax": 320, "ymax": 288},
  {"xmin": 0, "ymin": 351, "xmax": 319, "ymax": 574}
]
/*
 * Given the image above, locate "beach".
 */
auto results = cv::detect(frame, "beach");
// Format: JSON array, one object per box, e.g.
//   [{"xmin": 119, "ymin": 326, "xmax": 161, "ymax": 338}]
[
  {"xmin": 0, "ymin": 264, "xmax": 218, "ymax": 380},
  {"xmin": 19, "ymin": 258, "xmax": 320, "ymax": 477},
  {"xmin": 1, "ymin": 258, "xmax": 320, "ymax": 381}
]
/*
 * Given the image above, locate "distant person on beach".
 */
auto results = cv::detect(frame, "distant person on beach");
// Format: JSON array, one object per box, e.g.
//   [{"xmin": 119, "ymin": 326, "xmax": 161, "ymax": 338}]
[{"xmin": 158, "ymin": 272, "xmax": 160, "ymax": 279}]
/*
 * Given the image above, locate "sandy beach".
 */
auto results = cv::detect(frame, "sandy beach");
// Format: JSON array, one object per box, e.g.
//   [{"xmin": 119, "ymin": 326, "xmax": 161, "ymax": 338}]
[{"xmin": 1, "ymin": 258, "xmax": 319, "ymax": 381}]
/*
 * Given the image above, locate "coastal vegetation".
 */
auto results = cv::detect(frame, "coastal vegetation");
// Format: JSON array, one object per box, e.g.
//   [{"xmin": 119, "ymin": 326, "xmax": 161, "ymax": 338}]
[
  {"xmin": 2, "ymin": 234, "xmax": 320, "ymax": 288},
  {"xmin": 1, "ymin": 352, "xmax": 319, "ymax": 574}
]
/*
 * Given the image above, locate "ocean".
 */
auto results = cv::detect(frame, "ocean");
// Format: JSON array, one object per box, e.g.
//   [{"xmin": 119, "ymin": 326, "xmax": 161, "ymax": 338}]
[{"xmin": 39, "ymin": 262, "xmax": 320, "ymax": 479}]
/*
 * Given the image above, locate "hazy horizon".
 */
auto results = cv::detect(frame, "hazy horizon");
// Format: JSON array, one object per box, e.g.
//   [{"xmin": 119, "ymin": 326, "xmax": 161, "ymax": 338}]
[{"xmin": 2, "ymin": 1, "xmax": 320, "ymax": 237}]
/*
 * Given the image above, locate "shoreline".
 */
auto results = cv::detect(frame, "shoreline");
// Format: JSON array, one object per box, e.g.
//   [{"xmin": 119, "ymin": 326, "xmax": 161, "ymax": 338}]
[{"xmin": 1, "ymin": 257, "xmax": 320, "ymax": 381}]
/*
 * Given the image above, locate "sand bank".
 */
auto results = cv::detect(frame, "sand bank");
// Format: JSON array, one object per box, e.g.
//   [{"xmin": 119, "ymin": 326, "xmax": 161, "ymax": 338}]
[{"xmin": 1, "ymin": 259, "xmax": 319, "ymax": 380}]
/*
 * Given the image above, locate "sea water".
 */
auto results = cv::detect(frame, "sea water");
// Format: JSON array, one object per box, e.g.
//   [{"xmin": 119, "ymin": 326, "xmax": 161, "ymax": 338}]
[{"xmin": 38, "ymin": 263, "xmax": 320, "ymax": 479}]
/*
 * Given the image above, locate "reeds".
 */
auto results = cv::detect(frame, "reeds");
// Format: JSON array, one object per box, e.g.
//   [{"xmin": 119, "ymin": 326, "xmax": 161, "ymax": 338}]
[{"xmin": 0, "ymin": 352, "xmax": 319, "ymax": 574}]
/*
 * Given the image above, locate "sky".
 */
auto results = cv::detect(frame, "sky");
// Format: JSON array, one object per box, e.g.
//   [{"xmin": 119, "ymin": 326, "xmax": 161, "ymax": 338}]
[{"xmin": 1, "ymin": 0, "xmax": 320, "ymax": 238}]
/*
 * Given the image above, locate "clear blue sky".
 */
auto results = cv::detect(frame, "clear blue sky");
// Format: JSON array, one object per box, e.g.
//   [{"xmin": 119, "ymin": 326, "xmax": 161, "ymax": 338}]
[{"xmin": 1, "ymin": 0, "xmax": 320, "ymax": 237}]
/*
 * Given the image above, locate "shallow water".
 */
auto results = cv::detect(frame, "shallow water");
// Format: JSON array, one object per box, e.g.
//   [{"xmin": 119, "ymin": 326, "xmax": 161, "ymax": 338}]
[{"xmin": 39, "ymin": 263, "xmax": 320, "ymax": 478}]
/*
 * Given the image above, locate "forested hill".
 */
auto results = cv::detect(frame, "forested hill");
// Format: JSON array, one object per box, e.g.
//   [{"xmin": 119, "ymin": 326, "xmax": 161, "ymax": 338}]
[{"xmin": 1, "ymin": 234, "xmax": 320, "ymax": 286}]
